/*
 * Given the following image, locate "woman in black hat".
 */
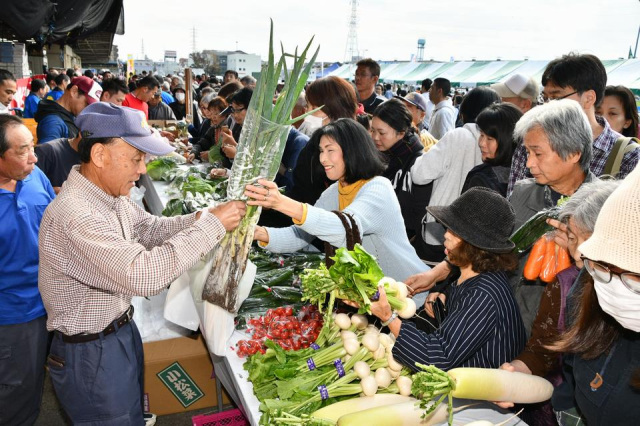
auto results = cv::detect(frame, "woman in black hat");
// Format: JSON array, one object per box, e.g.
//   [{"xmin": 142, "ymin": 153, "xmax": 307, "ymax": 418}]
[{"xmin": 365, "ymin": 187, "xmax": 527, "ymax": 371}]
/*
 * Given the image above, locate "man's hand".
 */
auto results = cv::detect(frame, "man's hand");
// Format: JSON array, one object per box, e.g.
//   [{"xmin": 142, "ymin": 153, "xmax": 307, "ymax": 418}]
[
  {"xmin": 160, "ymin": 130, "xmax": 176, "ymax": 142},
  {"xmin": 547, "ymin": 218, "xmax": 568, "ymax": 249},
  {"xmin": 209, "ymin": 201, "xmax": 246, "ymax": 231}
]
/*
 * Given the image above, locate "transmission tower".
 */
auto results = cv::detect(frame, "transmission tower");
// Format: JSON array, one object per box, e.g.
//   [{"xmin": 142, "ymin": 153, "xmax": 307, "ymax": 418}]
[
  {"xmin": 140, "ymin": 38, "xmax": 144, "ymax": 58},
  {"xmin": 191, "ymin": 27, "xmax": 197, "ymax": 54},
  {"xmin": 344, "ymin": 0, "xmax": 359, "ymax": 63}
]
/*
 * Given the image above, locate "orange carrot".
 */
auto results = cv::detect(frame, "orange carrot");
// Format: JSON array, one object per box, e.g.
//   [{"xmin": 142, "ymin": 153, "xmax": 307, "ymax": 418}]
[
  {"xmin": 539, "ymin": 240, "xmax": 558, "ymax": 283},
  {"xmin": 556, "ymin": 246, "xmax": 572, "ymax": 274},
  {"xmin": 524, "ymin": 237, "xmax": 547, "ymax": 281}
]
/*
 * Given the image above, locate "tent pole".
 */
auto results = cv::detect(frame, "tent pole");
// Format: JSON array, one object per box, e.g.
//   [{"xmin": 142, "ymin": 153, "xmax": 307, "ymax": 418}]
[{"xmin": 634, "ymin": 25, "xmax": 639, "ymax": 59}]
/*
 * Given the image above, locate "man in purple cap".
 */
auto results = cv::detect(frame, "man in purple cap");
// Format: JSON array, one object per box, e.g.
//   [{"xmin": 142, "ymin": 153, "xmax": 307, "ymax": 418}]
[
  {"xmin": 38, "ymin": 103, "xmax": 246, "ymax": 425},
  {"xmin": 34, "ymin": 76, "xmax": 102, "ymax": 143}
]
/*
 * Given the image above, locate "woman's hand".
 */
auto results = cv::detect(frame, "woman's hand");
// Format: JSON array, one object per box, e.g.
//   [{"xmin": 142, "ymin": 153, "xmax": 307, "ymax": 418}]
[
  {"xmin": 547, "ymin": 218, "xmax": 569, "ymax": 249},
  {"xmin": 424, "ymin": 292, "xmax": 446, "ymax": 318},
  {"xmin": 220, "ymin": 129, "xmax": 238, "ymax": 159},
  {"xmin": 200, "ymin": 150, "xmax": 210, "ymax": 162},
  {"xmin": 253, "ymin": 225, "xmax": 269, "ymax": 243},
  {"xmin": 210, "ymin": 168, "xmax": 229, "ymax": 178},
  {"xmin": 244, "ymin": 179, "xmax": 283, "ymax": 210},
  {"xmin": 342, "ymin": 285, "xmax": 393, "ymax": 323},
  {"xmin": 186, "ymin": 153, "xmax": 196, "ymax": 163},
  {"xmin": 405, "ymin": 270, "xmax": 438, "ymax": 296}
]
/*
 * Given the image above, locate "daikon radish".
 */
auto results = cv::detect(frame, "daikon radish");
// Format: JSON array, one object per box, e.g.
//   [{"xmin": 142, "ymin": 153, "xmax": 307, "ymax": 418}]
[
  {"xmin": 337, "ymin": 401, "xmax": 474, "ymax": 426},
  {"xmin": 311, "ymin": 394, "xmax": 415, "ymax": 423},
  {"xmin": 446, "ymin": 368, "xmax": 553, "ymax": 403}
]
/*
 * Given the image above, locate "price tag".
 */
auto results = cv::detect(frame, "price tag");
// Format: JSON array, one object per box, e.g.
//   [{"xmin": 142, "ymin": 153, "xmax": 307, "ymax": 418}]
[
  {"xmin": 311, "ymin": 343, "xmax": 320, "ymax": 350},
  {"xmin": 318, "ymin": 385, "xmax": 329, "ymax": 400},
  {"xmin": 307, "ymin": 358, "xmax": 316, "ymax": 371},
  {"xmin": 334, "ymin": 359, "xmax": 345, "ymax": 378}
]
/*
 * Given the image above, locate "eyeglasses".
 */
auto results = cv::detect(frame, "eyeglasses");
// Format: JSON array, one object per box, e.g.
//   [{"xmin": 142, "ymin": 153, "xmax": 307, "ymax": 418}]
[
  {"xmin": 582, "ymin": 256, "xmax": 640, "ymax": 294},
  {"xmin": 231, "ymin": 106, "xmax": 246, "ymax": 113},
  {"xmin": 542, "ymin": 91, "xmax": 578, "ymax": 103},
  {"xmin": 355, "ymin": 73, "xmax": 373, "ymax": 78}
]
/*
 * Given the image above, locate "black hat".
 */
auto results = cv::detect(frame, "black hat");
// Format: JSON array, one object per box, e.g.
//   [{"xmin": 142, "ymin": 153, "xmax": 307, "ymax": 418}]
[{"xmin": 426, "ymin": 187, "xmax": 516, "ymax": 253}]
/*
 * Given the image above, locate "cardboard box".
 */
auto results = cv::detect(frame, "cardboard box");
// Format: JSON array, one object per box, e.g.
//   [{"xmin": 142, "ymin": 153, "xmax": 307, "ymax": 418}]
[{"xmin": 143, "ymin": 335, "xmax": 231, "ymax": 416}]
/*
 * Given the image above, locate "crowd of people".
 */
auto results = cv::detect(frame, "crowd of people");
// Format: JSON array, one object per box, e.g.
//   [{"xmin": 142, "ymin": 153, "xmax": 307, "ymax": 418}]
[{"xmin": 0, "ymin": 50, "xmax": 639, "ymax": 426}]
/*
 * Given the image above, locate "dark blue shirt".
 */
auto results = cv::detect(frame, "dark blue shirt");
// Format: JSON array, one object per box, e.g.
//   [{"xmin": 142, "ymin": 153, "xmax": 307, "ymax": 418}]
[
  {"xmin": 275, "ymin": 128, "xmax": 309, "ymax": 192},
  {"xmin": 393, "ymin": 271, "xmax": 526, "ymax": 371},
  {"xmin": 0, "ymin": 167, "xmax": 55, "ymax": 325}
]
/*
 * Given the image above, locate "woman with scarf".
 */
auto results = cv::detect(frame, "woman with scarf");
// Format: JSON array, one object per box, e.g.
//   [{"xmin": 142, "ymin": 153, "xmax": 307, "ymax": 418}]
[{"xmin": 370, "ymin": 99, "xmax": 432, "ymax": 259}]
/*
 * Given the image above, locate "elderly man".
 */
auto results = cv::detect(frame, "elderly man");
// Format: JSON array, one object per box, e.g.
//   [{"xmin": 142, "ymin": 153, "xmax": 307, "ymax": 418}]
[
  {"xmin": 240, "ymin": 75, "xmax": 257, "ymax": 89},
  {"xmin": 396, "ymin": 92, "xmax": 428, "ymax": 131},
  {"xmin": 148, "ymin": 88, "xmax": 177, "ymax": 120},
  {"xmin": 508, "ymin": 99, "xmax": 595, "ymax": 334},
  {"xmin": 0, "ymin": 115, "xmax": 56, "ymax": 425},
  {"xmin": 354, "ymin": 58, "xmax": 386, "ymax": 114},
  {"xmin": 507, "ymin": 53, "xmax": 640, "ymax": 196},
  {"xmin": 490, "ymin": 73, "xmax": 539, "ymax": 114},
  {"xmin": 38, "ymin": 103, "xmax": 246, "ymax": 424}
]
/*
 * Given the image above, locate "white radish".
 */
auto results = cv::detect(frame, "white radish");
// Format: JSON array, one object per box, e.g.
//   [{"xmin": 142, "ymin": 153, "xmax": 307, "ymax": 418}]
[
  {"xmin": 463, "ymin": 409, "xmax": 524, "ymax": 426},
  {"xmin": 386, "ymin": 367, "xmax": 400, "ymax": 379},
  {"xmin": 362, "ymin": 333, "xmax": 380, "ymax": 352},
  {"xmin": 354, "ymin": 361, "xmax": 370, "ymax": 379},
  {"xmin": 372, "ymin": 345, "xmax": 386, "ymax": 360},
  {"xmin": 374, "ymin": 368, "xmax": 392, "ymax": 388},
  {"xmin": 341, "ymin": 330, "xmax": 358, "ymax": 342},
  {"xmin": 335, "ymin": 313, "xmax": 352, "ymax": 330},
  {"xmin": 311, "ymin": 394, "xmax": 415, "ymax": 423},
  {"xmin": 364, "ymin": 325, "xmax": 379, "ymax": 335},
  {"xmin": 396, "ymin": 376, "xmax": 412, "ymax": 396},
  {"xmin": 378, "ymin": 277, "xmax": 396, "ymax": 288},
  {"xmin": 394, "ymin": 282, "xmax": 409, "ymax": 299},
  {"xmin": 343, "ymin": 338, "xmax": 360, "ymax": 356},
  {"xmin": 344, "ymin": 354, "xmax": 352, "ymax": 363},
  {"xmin": 378, "ymin": 333, "xmax": 394, "ymax": 349},
  {"xmin": 338, "ymin": 401, "xmax": 469, "ymax": 426},
  {"xmin": 387, "ymin": 353, "xmax": 404, "ymax": 371},
  {"xmin": 350, "ymin": 314, "xmax": 368, "ymax": 330},
  {"xmin": 360, "ymin": 375, "xmax": 378, "ymax": 397},
  {"xmin": 398, "ymin": 298, "xmax": 417, "ymax": 319},
  {"xmin": 447, "ymin": 368, "xmax": 553, "ymax": 403}
]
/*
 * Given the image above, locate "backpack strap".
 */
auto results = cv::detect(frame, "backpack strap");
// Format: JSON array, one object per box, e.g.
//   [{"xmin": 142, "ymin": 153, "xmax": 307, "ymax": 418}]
[
  {"xmin": 603, "ymin": 137, "xmax": 640, "ymax": 177},
  {"xmin": 324, "ymin": 211, "xmax": 362, "ymax": 267}
]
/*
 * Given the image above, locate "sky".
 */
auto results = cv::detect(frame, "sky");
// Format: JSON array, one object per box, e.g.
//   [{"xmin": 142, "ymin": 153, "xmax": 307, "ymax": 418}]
[{"xmin": 114, "ymin": 0, "xmax": 640, "ymax": 64}]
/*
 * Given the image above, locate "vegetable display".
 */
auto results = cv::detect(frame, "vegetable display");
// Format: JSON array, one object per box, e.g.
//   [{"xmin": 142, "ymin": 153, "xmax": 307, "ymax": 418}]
[
  {"xmin": 146, "ymin": 156, "xmax": 178, "ymax": 181},
  {"xmin": 201, "ymin": 21, "xmax": 320, "ymax": 312}
]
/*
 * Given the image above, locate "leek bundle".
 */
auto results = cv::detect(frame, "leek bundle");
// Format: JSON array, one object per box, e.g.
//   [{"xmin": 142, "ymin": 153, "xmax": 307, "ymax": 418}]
[{"xmin": 202, "ymin": 21, "xmax": 319, "ymax": 311}]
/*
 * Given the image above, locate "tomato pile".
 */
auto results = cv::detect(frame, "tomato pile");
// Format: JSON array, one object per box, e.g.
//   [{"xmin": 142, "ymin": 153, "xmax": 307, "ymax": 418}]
[{"xmin": 235, "ymin": 305, "xmax": 323, "ymax": 357}]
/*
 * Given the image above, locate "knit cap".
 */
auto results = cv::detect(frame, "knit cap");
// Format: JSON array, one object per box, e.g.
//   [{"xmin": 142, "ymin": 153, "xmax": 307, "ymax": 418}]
[{"xmin": 579, "ymin": 165, "xmax": 640, "ymax": 273}]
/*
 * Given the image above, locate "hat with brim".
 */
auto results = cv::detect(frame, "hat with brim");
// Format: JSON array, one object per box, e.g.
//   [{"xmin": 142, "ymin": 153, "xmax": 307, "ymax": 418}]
[
  {"xmin": 426, "ymin": 187, "xmax": 516, "ymax": 253},
  {"xmin": 489, "ymin": 74, "xmax": 539, "ymax": 101},
  {"xmin": 76, "ymin": 103, "xmax": 174, "ymax": 156},
  {"xmin": 71, "ymin": 76, "xmax": 102, "ymax": 104},
  {"xmin": 394, "ymin": 93, "xmax": 427, "ymax": 112}
]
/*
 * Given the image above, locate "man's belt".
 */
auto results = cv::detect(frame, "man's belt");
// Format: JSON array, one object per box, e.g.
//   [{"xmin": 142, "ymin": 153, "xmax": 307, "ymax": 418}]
[{"xmin": 56, "ymin": 305, "xmax": 134, "ymax": 344}]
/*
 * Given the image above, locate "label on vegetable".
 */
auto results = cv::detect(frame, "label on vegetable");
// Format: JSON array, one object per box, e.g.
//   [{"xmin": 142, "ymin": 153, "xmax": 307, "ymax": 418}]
[
  {"xmin": 334, "ymin": 359, "xmax": 345, "ymax": 378},
  {"xmin": 311, "ymin": 343, "xmax": 320, "ymax": 350},
  {"xmin": 371, "ymin": 290, "xmax": 380, "ymax": 301},
  {"xmin": 307, "ymin": 358, "xmax": 316, "ymax": 371},
  {"xmin": 318, "ymin": 385, "xmax": 329, "ymax": 400}
]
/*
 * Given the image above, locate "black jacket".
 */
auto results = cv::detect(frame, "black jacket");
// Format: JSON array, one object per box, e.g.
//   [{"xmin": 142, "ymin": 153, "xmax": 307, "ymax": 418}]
[{"xmin": 461, "ymin": 163, "xmax": 510, "ymax": 197}]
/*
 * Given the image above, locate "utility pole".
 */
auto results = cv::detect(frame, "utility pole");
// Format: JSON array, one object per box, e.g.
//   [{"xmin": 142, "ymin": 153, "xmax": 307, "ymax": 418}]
[
  {"xmin": 344, "ymin": 0, "xmax": 359, "ymax": 63},
  {"xmin": 140, "ymin": 38, "xmax": 144, "ymax": 59},
  {"xmin": 191, "ymin": 27, "xmax": 197, "ymax": 55}
]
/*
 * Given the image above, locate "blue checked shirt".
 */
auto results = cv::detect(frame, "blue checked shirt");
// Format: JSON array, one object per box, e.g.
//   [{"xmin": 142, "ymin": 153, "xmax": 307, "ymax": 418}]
[{"xmin": 507, "ymin": 116, "xmax": 639, "ymax": 197}]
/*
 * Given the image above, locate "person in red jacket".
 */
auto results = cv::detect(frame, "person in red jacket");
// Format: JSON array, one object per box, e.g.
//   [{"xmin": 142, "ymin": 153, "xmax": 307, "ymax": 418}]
[{"xmin": 122, "ymin": 76, "xmax": 159, "ymax": 119}]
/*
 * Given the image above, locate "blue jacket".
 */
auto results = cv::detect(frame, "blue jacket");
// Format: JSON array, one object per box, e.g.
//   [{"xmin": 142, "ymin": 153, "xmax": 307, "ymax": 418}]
[
  {"xmin": 161, "ymin": 91, "xmax": 174, "ymax": 105},
  {"xmin": 23, "ymin": 93, "xmax": 41, "ymax": 119},
  {"xmin": 34, "ymin": 99, "xmax": 78, "ymax": 143}
]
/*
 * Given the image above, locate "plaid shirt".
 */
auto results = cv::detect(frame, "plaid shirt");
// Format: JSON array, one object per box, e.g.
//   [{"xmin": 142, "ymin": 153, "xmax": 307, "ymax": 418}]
[
  {"xmin": 507, "ymin": 116, "xmax": 638, "ymax": 197},
  {"xmin": 39, "ymin": 167, "xmax": 226, "ymax": 335}
]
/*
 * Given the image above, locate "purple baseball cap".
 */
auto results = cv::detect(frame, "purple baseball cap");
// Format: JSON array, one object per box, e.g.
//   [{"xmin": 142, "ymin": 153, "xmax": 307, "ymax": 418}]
[{"xmin": 76, "ymin": 103, "xmax": 174, "ymax": 156}]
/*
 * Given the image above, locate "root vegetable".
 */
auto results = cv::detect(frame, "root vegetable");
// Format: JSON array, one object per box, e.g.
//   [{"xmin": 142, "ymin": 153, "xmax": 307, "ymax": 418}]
[
  {"xmin": 387, "ymin": 353, "xmax": 404, "ymax": 371},
  {"xmin": 354, "ymin": 361, "xmax": 370, "ymax": 379},
  {"xmin": 362, "ymin": 333, "xmax": 380, "ymax": 352},
  {"xmin": 378, "ymin": 333, "xmax": 394, "ymax": 349},
  {"xmin": 387, "ymin": 367, "xmax": 401, "ymax": 379},
  {"xmin": 396, "ymin": 376, "xmax": 412, "ymax": 396},
  {"xmin": 395, "ymin": 282, "xmax": 409, "ymax": 299},
  {"xmin": 398, "ymin": 298, "xmax": 417, "ymax": 319},
  {"xmin": 311, "ymin": 394, "xmax": 415, "ymax": 423},
  {"xmin": 343, "ymin": 338, "xmax": 360, "ymax": 355},
  {"xmin": 365, "ymin": 325, "xmax": 379, "ymax": 335},
  {"xmin": 373, "ymin": 345, "xmax": 386, "ymax": 360},
  {"xmin": 375, "ymin": 368, "xmax": 392, "ymax": 388},
  {"xmin": 350, "ymin": 314, "xmax": 368, "ymax": 330},
  {"xmin": 335, "ymin": 313, "xmax": 352, "ymax": 330},
  {"xmin": 360, "ymin": 375, "xmax": 378, "ymax": 396},
  {"xmin": 341, "ymin": 330, "xmax": 358, "ymax": 342}
]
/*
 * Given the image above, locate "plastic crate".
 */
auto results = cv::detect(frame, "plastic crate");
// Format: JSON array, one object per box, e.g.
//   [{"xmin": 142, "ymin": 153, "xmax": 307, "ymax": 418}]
[{"xmin": 192, "ymin": 409, "xmax": 249, "ymax": 426}]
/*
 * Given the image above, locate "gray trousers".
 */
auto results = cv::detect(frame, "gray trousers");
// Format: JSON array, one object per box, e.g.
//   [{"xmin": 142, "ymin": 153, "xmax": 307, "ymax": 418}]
[{"xmin": 0, "ymin": 316, "xmax": 49, "ymax": 426}]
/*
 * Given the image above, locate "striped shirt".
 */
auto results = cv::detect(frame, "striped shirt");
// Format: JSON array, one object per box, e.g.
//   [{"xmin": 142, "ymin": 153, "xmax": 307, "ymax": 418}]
[
  {"xmin": 507, "ymin": 116, "xmax": 638, "ymax": 197},
  {"xmin": 392, "ymin": 271, "xmax": 526, "ymax": 372},
  {"xmin": 38, "ymin": 167, "xmax": 226, "ymax": 335}
]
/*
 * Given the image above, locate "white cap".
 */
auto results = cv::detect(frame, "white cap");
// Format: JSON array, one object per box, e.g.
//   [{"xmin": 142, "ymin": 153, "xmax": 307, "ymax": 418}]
[{"xmin": 490, "ymin": 74, "xmax": 539, "ymax": 101}]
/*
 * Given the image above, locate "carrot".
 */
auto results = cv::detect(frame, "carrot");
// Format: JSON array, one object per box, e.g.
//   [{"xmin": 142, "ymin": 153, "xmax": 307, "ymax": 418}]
[
  {"xmin": 556, "ymin": 246, "xmax": 572, "ymax": 274},
  {"xmin": 539, "ymin": 238, "xmax": 557, "ymax": 283},
  {"xmin": 523, "ymin": 236, "xmax": 546, "ymax": 280}
]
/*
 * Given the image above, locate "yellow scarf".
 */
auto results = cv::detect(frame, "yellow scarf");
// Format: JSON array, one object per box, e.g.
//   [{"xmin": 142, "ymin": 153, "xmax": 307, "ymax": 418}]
[{"xmin": 338, "ymin": 179, "xmax": 370, "ymax": 210}]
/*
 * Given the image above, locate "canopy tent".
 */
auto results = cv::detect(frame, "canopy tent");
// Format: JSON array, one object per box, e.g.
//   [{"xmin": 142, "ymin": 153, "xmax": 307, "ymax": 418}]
[
  {"xmin": 315, "ymin": 62, "xmax": 341, "ymax": 79},
  {"xmin": 327, "ymin": 59, "xmax": 640, "ymax": 96}
]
